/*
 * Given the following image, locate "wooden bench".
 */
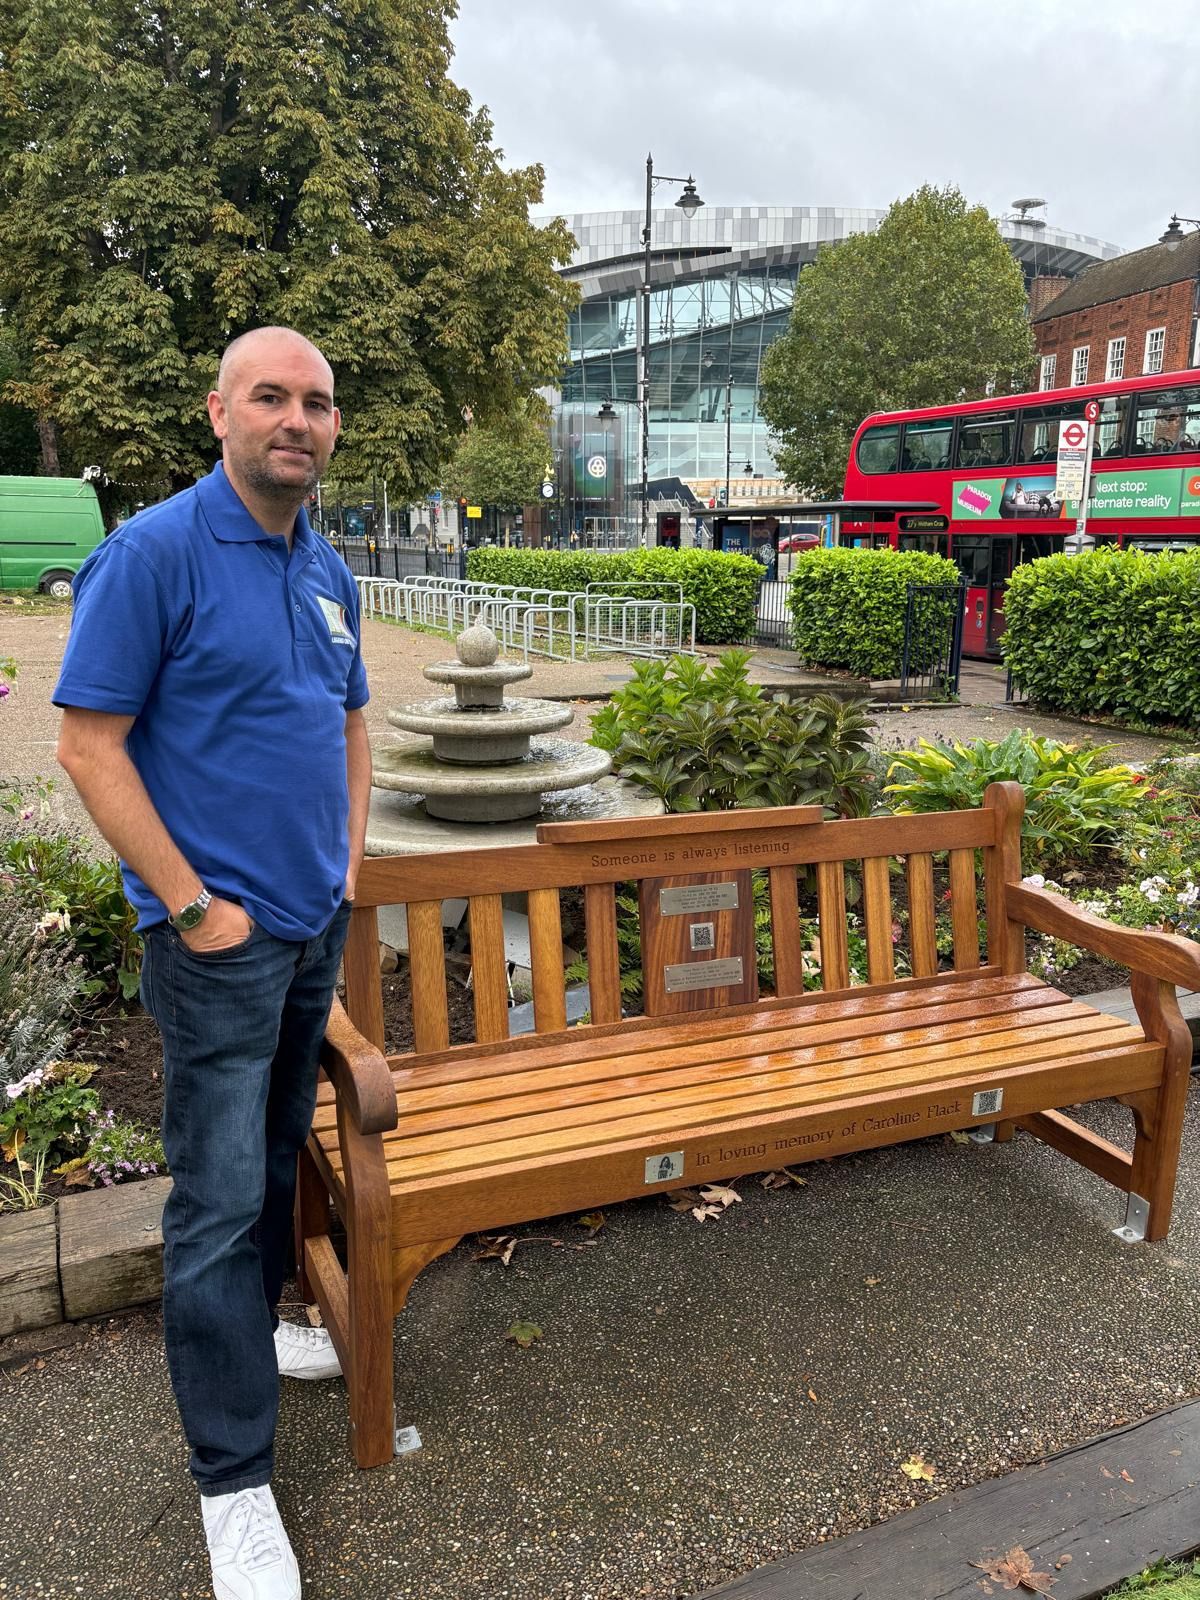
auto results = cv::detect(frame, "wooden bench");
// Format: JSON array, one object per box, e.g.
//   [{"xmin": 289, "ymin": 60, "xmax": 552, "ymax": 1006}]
[{"xmin": 298, "ymin": 783, "xmax": 1200, "ymax": 1468}]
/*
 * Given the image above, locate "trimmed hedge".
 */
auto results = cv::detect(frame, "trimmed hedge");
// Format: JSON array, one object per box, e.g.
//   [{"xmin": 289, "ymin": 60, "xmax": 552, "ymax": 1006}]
[
  {"xmin": 788, "ymin": 547, "xmax": 961, "ymax": 679},
  {"xmin": 464, "ymin": 546, "xmax": 760, "ymax": 645},
  {"xmin": 1003, "ymin": 547, "xmax": 1200, "ymax": 727}
]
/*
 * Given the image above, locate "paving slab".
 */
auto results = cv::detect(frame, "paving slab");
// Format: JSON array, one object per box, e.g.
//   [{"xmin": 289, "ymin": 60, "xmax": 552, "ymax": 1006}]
[{"xmin": 4, "ymin": 1086, "xmax": 1200, "ymax": 1599}]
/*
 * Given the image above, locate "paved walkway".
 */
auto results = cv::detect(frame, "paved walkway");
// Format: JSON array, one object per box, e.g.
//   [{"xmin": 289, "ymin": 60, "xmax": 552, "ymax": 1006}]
[{"xmin": 3, "ymin": 1091, "xmax": 1200, "ymax": 1598}]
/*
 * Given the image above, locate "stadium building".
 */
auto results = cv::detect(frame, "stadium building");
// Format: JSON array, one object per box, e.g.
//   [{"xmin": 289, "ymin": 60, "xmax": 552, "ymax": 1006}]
[{"xmin": 537, "ymin": 204, "xmax": 1121, "ymax": 539}]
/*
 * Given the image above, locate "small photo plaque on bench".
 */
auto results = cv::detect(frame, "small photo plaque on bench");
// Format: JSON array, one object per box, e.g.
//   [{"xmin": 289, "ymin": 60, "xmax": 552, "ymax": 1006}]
[{"xmin": 640, "ymin": 869, "xmax": 757, "ymax": 1015}]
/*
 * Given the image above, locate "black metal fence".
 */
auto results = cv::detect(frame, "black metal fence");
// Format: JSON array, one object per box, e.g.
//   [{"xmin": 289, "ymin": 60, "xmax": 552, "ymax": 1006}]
[
  {"xmin": 900, "ymin": 581, "xmax": 966, "ymax": 700},
  {"xmin": 327, "ymin": 538, "xmax": 465, "ymax": 582}
]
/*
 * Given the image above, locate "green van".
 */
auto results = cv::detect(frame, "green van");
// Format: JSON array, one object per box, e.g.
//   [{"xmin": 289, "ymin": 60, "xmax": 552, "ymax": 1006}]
[{"xmin": 0, "ymin": 476, "xmax": 106, "ymax": 596}]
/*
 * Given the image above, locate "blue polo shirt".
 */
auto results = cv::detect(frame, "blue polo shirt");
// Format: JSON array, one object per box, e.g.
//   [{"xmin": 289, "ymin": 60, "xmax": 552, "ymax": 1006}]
[{"xmin": 53, "ymin": 462, "xmax": 369, "ymax": 938}]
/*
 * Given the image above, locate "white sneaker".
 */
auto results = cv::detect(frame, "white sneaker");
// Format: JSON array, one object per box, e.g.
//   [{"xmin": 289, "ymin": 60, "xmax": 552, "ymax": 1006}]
[
  {"xmin": 273, "ymin": 1319, "xmax": 343, "ymax": 1381},
  {"xmin": 201, "ymin": 1484, "xmax": 300, "ymax": 1600}
]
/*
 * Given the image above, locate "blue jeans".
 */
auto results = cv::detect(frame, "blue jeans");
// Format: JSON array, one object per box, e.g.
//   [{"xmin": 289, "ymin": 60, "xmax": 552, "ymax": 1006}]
[{"xmin": 140, "ymin": 900, "xmax": 352, "ymax": 1494}]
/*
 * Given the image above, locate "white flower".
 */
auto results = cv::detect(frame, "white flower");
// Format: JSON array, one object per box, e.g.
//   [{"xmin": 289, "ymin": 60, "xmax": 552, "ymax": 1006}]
[
  {"xmin": 1022, "ymin": 874, "xmax": 1046, "ymax": 889},
  {"xmin": 36, "ymin": 909, "xmax": 70, "ymax": 934},
  {"xmin": 1178, "ymin": 883, "xmax": 1200, "ymax": 909}
]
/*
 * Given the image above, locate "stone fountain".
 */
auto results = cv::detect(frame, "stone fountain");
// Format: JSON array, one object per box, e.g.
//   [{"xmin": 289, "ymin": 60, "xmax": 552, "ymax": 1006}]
[{"xmin": 365, "ymin": 624, "xmax": 663, "ymax": 857}]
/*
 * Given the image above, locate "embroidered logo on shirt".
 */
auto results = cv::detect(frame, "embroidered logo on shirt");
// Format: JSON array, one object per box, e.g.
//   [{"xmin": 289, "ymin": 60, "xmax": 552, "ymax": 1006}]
[{"xmin": 316, "ymin": 595, "xmax": 354, "ymax": 644}]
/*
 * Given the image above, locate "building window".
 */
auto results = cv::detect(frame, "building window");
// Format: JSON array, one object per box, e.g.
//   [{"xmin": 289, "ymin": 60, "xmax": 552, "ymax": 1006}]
[
  {"xmin": 1071, "ymin": 345, "xmax": 1090, "ymax": 385},
  {"xmin": 1105, "ymin": 337, "xmax": 1125, "ymax": 381},
  {"xmin": 1039, "ymin": 353, "xmax": 1056, "ymax": 391},
  {"xmin": 1143, "ymin": 327, "xmax": 1166, "ymax": 375}
]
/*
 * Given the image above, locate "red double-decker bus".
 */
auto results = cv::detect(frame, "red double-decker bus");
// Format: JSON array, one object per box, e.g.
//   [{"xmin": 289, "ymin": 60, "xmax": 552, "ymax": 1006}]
[{"xmin": 841, "ymin": 369, "xmax": 1200, "ymax": 657}]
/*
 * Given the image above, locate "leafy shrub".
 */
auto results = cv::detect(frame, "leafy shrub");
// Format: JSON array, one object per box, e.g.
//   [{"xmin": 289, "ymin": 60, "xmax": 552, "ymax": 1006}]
[
  {"xmin": 788, "ymin": 547, "xmax": 961, "ymax": 679},
  {"xmin": 884, "ymin": 730, "xmax": 1145, "ymax": 866},
  {"xmin": 0, "ymin": 818, "xmax": 141, "ymax": 999},
  {"xmin": 591, "ymin": 650, "xmax": 873, "ymax": 815},
  {"xmin": 1, "ymin": 1060, "xmax": 99, "ymax": 1164},
  {"xmin": 0, "ymin": 894, "xmax": 86, "ymax": 1094},
  {"xmin": 1003, "ymin": 547, "xmax": 1200, "ymax": 727},
  {"xmin": 80, "ymin": 1112, "xmax": 167, "ymax": 1188},
  {"xmin": 465, "ymin": 546, "xmax": 760, "ymax": 644}
]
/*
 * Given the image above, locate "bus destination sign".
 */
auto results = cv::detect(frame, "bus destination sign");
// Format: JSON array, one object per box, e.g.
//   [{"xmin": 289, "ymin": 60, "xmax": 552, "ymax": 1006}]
[{"xmin": 899, "ymin": 514, "xmax": 949, "ymax": 533}]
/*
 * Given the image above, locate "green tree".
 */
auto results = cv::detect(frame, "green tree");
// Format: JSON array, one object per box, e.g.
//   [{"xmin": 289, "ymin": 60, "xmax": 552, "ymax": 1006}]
[
  {"xmin": 759, "ymin": 185, "xmax": 1036, "ymax": 496},
  {"xmin": 0, "ymin": 1, "xmax": 575, "ymax": 493},
  {"xmin": 442, "ymin": 396, "xmax": 552, "ymax": 508},
  {"xmin": 0, "ymin": 328, "xmax": 40, "ymax": 476}
]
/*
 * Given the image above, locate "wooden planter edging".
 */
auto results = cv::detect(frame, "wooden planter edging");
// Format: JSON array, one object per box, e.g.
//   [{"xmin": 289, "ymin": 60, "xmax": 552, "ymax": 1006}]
[
  {"xmin": 0, "ymin": 1176, "xmax": 171, "ymax": 1338},
  {"xmin": 1, "ymin": 990, "xmax": 1197, "ymax": 1342},
  {"xmin": 696, "ymin": 1398, "xmax": 1200, "ymax": 1600}
]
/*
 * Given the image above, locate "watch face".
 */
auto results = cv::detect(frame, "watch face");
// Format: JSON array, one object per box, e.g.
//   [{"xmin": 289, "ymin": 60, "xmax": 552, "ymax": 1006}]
[{"xmin": 174, "ymin": 903, "xmax": 206, "ymax": 930}]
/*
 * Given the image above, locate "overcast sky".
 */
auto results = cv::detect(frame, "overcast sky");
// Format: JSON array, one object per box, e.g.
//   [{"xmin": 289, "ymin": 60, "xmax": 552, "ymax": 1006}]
[{"xmin": 450, "ymin": 0, "xmax": 1199, "ymax": 255}]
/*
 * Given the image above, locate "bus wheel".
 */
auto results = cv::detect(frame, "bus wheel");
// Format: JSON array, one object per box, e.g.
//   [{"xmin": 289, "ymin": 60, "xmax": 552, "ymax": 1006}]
[{"xmin": 40, "ymin": 571, "xmax": 74, "ymax": 599}]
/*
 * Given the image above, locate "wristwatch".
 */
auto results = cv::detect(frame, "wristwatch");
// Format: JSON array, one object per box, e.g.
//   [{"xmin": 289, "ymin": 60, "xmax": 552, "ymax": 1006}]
[{"xmin": 169, "ymin": 888, "xmax": 212, "ymax": 930}]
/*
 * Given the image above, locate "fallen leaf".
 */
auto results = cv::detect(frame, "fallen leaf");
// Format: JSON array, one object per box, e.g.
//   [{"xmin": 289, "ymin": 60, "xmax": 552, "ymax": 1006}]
[
  {"xmin": 1063, "ymin": 870, "xmax": 1084, "ymax": 884},
  {"xmin": 575, "ymin": 1212, "xmax": 605, "ymax": 1234},
  {"xmin": 474, "ymin": 1235, "xmax": 518, "ymax": 1267},
  {"xmin": 666, "ymin": 1188, "xmax": 702, "ymax": 1212},
  {"xmin": 64, "ymin": 1165, "xmax": 94, "ymax": 1188},
  {"xmin": 505, "ymin": 1320, "xmax": 543, "ymax": 1350},
  {"xmin": 947, "ymin": 1129, "xmax": 971, "ymax": 1145},
  {"xmin": 901, "ymin": 1453, "xmax": 936, "ymax": 1481},
  {"xmin": 864, "ymin": 1276, "xmax": 883, "ymax": 1287},
  {"xmin": 699, "ymin": 1183, "xmax": 742, "ymax": 1207},
  {"xmin": 972, "ymin": 1546, "xmax": 1056, "ymax": 1594},
  {"xmin": 691, "ymin": 1204, "xmax": 725, "ymax": 1222},
  {"xmin": 1119, "ymin": 1469, "xmax": 1134, "ymax": 1483},
  {"xmin": 807, "ymin": 1389, "xmax": 818, "ymax": 1404},
  {"xmin": 1099, "ymin": 1465, "xmax": 1114, "ymax": 1478},
  {"xmin": 761, "ymin": 1168, "xmax": 807, "ymax": 1189}
]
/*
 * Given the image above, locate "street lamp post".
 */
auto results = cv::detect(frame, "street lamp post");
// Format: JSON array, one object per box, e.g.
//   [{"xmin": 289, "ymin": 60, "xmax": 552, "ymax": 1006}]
[
  {"xmin": 1160, "ymin": 214, "xmax": 1200, "ymax": 249},
  {"xmin": 640, "ymin": 155, "xmax": 703, "ymax": 545}
]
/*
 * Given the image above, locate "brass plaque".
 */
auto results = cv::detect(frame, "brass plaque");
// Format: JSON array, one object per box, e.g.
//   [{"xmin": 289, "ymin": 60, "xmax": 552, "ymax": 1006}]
[
  {"xmin": 659, "ymin": 882, "xmax": 740, "ymax": 915},
  {"xmin": 664, "ymin": 956, "xmax": 745, "ymax": 994}
]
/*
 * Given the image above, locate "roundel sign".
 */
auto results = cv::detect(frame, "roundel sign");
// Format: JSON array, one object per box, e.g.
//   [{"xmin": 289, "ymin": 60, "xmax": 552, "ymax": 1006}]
[
  {"xmin": 1061, "ymin": 420, "xmax": 1088, "ymax": 449},
  {"xmin": 1084, "ymin": 400, "xmax": 1100, "ymax": 423},
  {"xmin": 586, "ymin": 454, "xmax": 607, "ymax": 479},
  {"xmin": 1187, "ymin": 473, "xmax": 1200, "ymax": 499}
]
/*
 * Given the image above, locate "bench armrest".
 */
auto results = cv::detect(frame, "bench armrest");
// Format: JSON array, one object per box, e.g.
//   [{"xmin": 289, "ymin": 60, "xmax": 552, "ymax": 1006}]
[
  {"xmin": 319, "ymin": 997, "xmax": 399, "ymax": 1135},
  {"xmin": 1007, "ymin": 882, "xmax": 1200, "ymax": 991}
]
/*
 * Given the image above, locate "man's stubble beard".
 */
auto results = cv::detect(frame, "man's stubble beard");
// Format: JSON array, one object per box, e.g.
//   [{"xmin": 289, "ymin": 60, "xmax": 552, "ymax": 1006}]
[{"xmin": 239, "ymin": 450, "xmax": 322, "ymax": 502}]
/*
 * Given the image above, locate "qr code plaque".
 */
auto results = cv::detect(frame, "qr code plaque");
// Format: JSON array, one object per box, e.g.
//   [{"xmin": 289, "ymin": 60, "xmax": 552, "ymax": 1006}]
[
  {"xmin": 689, "ymin": 922, "xmax": 715, "ymax": 952},
  {"xmin": 972, "ymin": 1088, "xmax": 1004, "ymax": 1116}
]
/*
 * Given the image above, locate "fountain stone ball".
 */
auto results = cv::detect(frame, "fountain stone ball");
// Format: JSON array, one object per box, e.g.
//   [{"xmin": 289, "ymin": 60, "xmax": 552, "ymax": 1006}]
[{"xmin": 455, "ymin": 623, "xmax": 501, "ymax": 668}]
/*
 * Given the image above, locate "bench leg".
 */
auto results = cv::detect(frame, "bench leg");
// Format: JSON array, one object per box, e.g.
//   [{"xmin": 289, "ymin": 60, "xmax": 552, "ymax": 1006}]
[
  {"xmin": 993, "ymin": 1119, "xmax": 1016, "ymax": 1144},
  {"xmin": 295, "ymin": 1142, "xmax": 330, "ymax": 1305},
  {"xmin": 1127, "ymin": 973, "xmax": 1193, "ymax": 1244},
  {"xmin": 338, "ymin": 1106, "xmax": 396, "ymax": 1469}
]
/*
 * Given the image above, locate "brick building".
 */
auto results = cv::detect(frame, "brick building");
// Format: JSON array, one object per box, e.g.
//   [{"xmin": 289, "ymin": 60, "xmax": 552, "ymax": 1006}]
[{"xmin": 1032, "ymin": 229, "xmax": 1200, "ymax": 390}]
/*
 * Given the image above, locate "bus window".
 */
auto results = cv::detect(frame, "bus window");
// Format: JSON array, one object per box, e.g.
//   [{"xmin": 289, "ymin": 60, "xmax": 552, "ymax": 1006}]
[
  {"xmin": 1133, "ymin": 389, "xmax": 1200, "ymax": 454},
  {"xmin": 956, "ymin": 415, "xmax": 1015, "ymax": 470},
  {"xmin": 1016, "ymin": 533, "xmax": 1064, "ymax": 562},
  {"xmin": 1016, "ymin": 402, "xmax": 1074, "ymax": 463},
  {"xmin": 855, "ymin": 424, "xmax": 900, "ymax": 474},
  {"xmin": 1094, "ymin": 393, "xmax": 1130, "ymax": 457},
  {"xmin": 949, "ymin": 535, "xmax": 992, "ymax": 586},
  {"xmin": 900, "ymin": 420, "xmax": 953, "ymax": 471}
]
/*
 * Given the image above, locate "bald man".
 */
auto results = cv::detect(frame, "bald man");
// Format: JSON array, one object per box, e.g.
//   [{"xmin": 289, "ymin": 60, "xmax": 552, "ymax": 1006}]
[{"xmin": 54, "ymin": 327, "xmax": 372, "ymax": 1600}]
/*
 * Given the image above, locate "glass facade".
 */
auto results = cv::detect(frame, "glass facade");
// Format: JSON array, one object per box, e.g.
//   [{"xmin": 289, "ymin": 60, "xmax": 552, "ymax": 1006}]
[{"xmin": 562, "ymin": 267, "xmax": 797, "ymax": 480}]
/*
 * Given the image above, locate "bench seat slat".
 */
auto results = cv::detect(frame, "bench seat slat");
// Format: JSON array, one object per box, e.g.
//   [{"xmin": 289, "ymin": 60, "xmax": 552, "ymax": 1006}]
[
  {"xmin": 313, "ymin": 985, "xmax": 1086, "ymax": 1136},
  {"xmin": 371, "ymin": 1012, "xmax": 1134, "ymax": 1165}
]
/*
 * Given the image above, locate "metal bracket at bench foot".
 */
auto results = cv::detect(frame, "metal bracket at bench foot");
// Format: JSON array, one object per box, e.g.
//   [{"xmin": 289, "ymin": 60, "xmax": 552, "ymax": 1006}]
[
  {"xmin": 394, "ymin": 1424, "xmax": 423, "ymax": 1456},
  {"xmin": 1113, "ymin": 1193, "xmax": 1150, "ymax": 1244},
  {"xmin": 967, "ymin": 1123, "xmax": 996, "ymax": 1145}
]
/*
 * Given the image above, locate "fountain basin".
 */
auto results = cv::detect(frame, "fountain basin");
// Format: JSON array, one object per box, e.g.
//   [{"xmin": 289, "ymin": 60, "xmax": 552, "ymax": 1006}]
[
  {"xmin": 373, "ymin": 737, "xmax": 614, "ymax": 822},
  {"xmin": 387, "ymin": 695, "xmax": 573, "ymax": 763},
  {"xmin": 366, "ymin": 775, "xmax": 665, "ymax": 856}
]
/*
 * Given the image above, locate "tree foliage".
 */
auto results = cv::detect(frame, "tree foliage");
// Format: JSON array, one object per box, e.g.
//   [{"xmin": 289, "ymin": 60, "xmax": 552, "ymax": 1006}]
[
  {"xmin": 0, "ymin": 0, "xmax": 576, "ymax": 491},
  {"xmin": 759, "ymin": 185, "xmax": 1037, "ymax": 496},
  {"xmin": 442, "ymin": 396, "xmax": 551, "ymax": 508}
]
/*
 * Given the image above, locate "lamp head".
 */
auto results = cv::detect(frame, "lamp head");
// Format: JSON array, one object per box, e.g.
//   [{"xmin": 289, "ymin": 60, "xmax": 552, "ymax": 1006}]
[
  {"xmin": 675, "ymin": 178, "xmax": 703, "ymax": 219},
  {"xmin": 1160, "ymin": 215, "xmax": 1185, "ymax": 250}
]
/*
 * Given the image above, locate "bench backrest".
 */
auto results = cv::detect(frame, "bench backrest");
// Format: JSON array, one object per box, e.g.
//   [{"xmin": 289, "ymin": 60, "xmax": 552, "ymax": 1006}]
[{"xmin": 345, "ymin": 782, "xmax": 1026, "ymax": 1058}]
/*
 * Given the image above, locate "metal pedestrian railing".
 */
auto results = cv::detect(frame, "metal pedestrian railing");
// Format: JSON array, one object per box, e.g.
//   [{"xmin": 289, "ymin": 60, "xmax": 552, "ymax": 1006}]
[{"xmin": 355, "ymin": 575, "xmax": 696, "ymax": 663}]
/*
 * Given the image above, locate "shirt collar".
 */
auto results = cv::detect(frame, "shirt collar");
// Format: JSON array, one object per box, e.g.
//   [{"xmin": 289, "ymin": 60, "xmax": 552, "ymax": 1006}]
[{"xmin": 196, "ymin": 460, "xmax": 314, "ymax": 549}]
